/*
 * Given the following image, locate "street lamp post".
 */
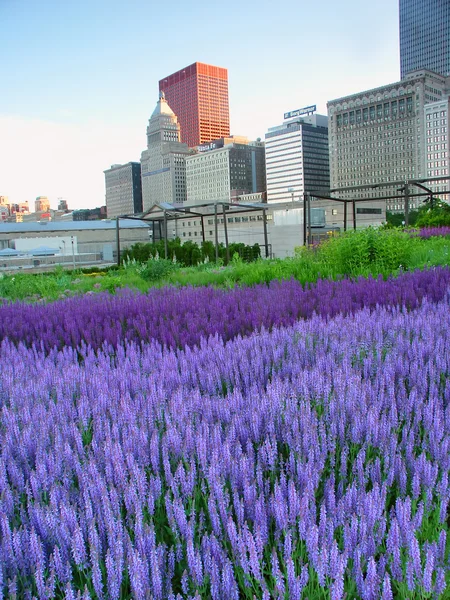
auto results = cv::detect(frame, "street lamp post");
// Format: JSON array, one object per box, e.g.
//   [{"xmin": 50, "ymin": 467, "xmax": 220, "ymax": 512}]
[
  {"xmin": 288, "ymin": 187, "xmax": 294, "ymax": 208},
  {"xmin": 71, "ymin": 236, "xmax": 76, "ymax": 269}
]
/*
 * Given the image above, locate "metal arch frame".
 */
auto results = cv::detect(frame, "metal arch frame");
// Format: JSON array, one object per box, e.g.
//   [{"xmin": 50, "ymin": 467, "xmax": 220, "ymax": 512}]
[
  {"xmin": 305, "ymin": 175, "xmax": 450, "ymax": 246},
  {"xmin": 115, "ymin": 201, "xmax": 271, "ymax": 265}
]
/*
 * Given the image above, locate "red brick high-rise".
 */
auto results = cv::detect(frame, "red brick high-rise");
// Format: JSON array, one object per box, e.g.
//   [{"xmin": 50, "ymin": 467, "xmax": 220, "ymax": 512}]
[{"xmin": 159, "ymin": 62, "xmax": 230, "ymax": 148}]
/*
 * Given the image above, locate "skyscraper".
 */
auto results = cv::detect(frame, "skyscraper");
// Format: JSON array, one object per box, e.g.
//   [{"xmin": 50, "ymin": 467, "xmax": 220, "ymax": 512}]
[
  {"xmin": 140, "ymin": 93, "xmax": 191, "ymax": 210},
  {"xmin": 400, "ymin": 0, "xmax": 450, "ymax": 78},
  {"xmin": 159, "ymin": 62, "xmax": 230, "ymax": 148}
]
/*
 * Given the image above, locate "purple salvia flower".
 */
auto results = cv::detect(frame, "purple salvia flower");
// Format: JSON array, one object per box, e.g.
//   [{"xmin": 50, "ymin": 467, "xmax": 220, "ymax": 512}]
[
  {"xmin": 221, "ymin": 559, "xmax": 239, "ymax": 600},
  {"xmin": 270, "ymin": 549, "xmax": 285, "ymax": 597},
  {"xmin": 434, "ymin": 567, "xmax": 446, "ymax": 596},
  {"xmin": 422, "ymin": 545, "xmax": 435, "ymax": 593},
  {"xmin": 105, "ymin": 549, "xmax": 121, "ymax": 600},
  {"xmin": 330, "ymin": 569, "xmax": 344, "ymax": 600},
  {"xmin": 405, "ymin": 558, "xmax": 415, "ymax": 591},
  {"xmin": 64, "ymin": 583, "xmax": 76, "ymax": 600},
  {"xmin": 71, "ymin": 525, "xmax": 87, "ymax": 568},
  {"xmin": 127, "ymin": 549, "xmax": 149, "ymax": 600},
  {"xmin": 380, "ymin": 572, "xmax": 393, "ymax": 600}
]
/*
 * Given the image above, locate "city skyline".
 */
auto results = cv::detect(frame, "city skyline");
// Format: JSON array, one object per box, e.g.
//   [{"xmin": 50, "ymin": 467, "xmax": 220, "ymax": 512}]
[{"xmin": 1, "ymin": 0, "xmax": 400, "ymax": 209}]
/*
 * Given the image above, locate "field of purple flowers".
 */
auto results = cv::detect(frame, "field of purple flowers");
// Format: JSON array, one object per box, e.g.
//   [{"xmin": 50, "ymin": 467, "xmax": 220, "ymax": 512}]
[
  {"xmin": 1, "ymin": 269, "xmax": 450, "ymax": 599},
  {"xmin": 1, "ymin": 267, "xmax": 450, "ymax": 353},
  {"xmin": 413, "ymin": 226, "xmax": 450, "ymax": 239}
]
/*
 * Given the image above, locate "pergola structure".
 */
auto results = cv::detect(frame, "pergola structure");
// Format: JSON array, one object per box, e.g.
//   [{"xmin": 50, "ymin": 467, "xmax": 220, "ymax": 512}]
[
  {"xmin": 116, "ymin": 201, "xmax": 270, "ymax": 266},
  {"xmin": 307, "ymin": 175, "xmax": 450, "ymax": 245},
  {"xmin": 116, "ymin": 176, "xmax": 450, "ymax": 262}
]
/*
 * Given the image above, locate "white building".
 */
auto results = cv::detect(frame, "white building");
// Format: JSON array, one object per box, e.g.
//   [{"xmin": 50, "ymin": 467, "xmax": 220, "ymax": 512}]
[
  {"xmin": 327, "ymin": 69, "xmax": 450, "ymax": 212},
  {"xmin": 265, "ymin": 111, "xmax": 329, "ymax": 204},
  {"xmin": 425, "ymin": 98, "xmax": 450, "ymax": 201},
  {"xmin": 140, "ymin": 92, "xmax": 191, "ymax": 210}
]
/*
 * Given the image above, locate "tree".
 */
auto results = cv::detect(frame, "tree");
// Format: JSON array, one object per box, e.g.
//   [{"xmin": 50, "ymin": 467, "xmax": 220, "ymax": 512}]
[{"xmin": 415, "ymin": 197, "xmax": 450, "ymax": 227}]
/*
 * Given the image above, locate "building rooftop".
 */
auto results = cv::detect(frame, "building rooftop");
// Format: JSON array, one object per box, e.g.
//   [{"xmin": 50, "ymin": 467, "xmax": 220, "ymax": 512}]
[
  {"xmin": 0, "ymin": 219, "xmax": 149, "ymax": 234},
  {"xmin": 151, "ymin": 91, "xmax": 176, "ymax": 118},
  {"xmin": 327, "ymin": 69, "xmax": 446, "ymax": 105}
]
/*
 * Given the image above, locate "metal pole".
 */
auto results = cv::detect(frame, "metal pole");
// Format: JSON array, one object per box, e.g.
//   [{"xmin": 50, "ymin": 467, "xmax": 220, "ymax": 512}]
[
  {"xmin": 404, "ymin": 182, "xmax": 409, "ymax": 226},
  {"xmin": 343, "ymin": 201, "xmax": 347, "ymax": 232},
  {"xmin": 352, "ymin": 199, "xmax": 357, "ymax": 230},
  {"xmin": 71, "ymin": 236, "xmax": 76, "ymax": 269},
  {"xmin": 200, "ymin": 215, "xmax": 205, "ymax": 243},
  {"xmin": 262, "ymin": 208, "xmax": 269, "ymax": 258},
  {"xmin": 116, "ymin": 219, "xmax": 120, "ymax": 266},
  {"xmin": 307, "ymin": 193, "xmax": 312, "ymax": 247},
  {"xmin": 303, "ymin": 193, "xmax": 307, "ymax": 246},
  {"xmin": 214, "ymin": 203, "xmax": 219, "ymax": 262},
  {"xmin": 222, "ymin": 204, "xmax": 230, "ymax": 264},
  {"xmin": 163, "ymin": 210, "xmax": 168, "ymax": 259}
]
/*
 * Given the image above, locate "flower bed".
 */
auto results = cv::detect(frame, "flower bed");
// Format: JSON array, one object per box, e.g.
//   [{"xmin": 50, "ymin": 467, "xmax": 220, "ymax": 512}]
[
  {"xmin": 0, "ymin": 267, "xmax": 449, "ymax": 353},
  {"xmin": 0, "ymin": 297, "xmax": 449, "ymax": 598}
]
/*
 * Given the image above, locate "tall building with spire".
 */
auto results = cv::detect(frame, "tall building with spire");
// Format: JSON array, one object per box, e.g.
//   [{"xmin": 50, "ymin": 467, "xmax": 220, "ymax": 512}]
[
  {"xmin": 140, "ymin": 92, "xmax": 192, "ymax": 210},
  {"xmin": 159, "ymin": 62, "xmax": 230, "ymax": 147}
]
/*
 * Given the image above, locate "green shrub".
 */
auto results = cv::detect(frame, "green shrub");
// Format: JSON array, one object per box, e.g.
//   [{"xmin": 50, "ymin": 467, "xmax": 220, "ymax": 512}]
[
  {"xmin": 141, "ymin": 258, "xmax": 177, "ymax": 281},
  {"xmin": 317, "ymin": 228, "xmax": 412, "ymax": 276}
]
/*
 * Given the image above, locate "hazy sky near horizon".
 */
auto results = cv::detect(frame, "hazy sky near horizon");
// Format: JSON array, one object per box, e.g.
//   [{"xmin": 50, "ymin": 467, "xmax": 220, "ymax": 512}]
[{"xmin": 1, "ymin": 0, "xmax": 400, "ymax": 209}]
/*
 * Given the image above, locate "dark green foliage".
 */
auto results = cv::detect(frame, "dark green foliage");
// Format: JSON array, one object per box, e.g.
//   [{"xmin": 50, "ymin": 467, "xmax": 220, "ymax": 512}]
[
  {"xmin": 385, "ymin": 210, "xmax": 419, "ymax": 227},
  {"xmin": 415, "ymin": 198, "xmax": 450, "ymax": 227},
  {"xmin": 122, "ymin": 239, "xmax": 261, "ymax": 267}
]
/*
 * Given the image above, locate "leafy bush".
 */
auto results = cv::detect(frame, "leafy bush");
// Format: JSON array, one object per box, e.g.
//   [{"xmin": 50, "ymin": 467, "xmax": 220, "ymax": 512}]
[
  {"xmin": 140, "ymin": 258, "xmax": 178, "ymax": 281},
  {"xmin": 317, "ymin": 228, "xmax": 413, "ymax": 276}
]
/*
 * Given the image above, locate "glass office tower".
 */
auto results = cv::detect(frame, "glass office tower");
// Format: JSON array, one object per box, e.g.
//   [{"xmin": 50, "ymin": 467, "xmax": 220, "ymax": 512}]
[{"xmin": 400, "ymin": 0, "xmax": 450, "ymax": 78}]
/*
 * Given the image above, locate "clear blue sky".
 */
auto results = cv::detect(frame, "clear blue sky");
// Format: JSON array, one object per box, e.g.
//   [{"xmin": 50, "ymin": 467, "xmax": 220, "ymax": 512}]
[{"xmin": 1, "ymin": 0, "xmax": 400, "ymax": 209}]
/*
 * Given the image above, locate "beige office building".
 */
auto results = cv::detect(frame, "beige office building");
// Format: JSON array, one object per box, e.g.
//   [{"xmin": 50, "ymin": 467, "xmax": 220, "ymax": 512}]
[
  {"xmin": 185, "ymin": 138, "xmax": 265, "ymax": 206},
  {"xmin": 328, "ymin": 69, "xmax": 450, "ymax": 212},
  {"xmin": 424, "ymin": 98, "xmax": 450, "ymax": 202}
]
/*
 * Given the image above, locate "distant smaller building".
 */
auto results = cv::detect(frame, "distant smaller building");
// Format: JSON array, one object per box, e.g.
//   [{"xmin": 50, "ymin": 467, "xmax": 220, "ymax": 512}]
[
  {"xmin": 35, "ymin": 196, "xmax": 50, "ymax": 212},
  {"xmin": 58, "ymin": 198, "xmax": 69, "ymax": 211},
  {"xmin": 104, "ymin": 162, "xmax": 142, "ymax": 218},
  {"xmin": 72, "ymin": 206, "xmax": 107, "ymax": 221}
]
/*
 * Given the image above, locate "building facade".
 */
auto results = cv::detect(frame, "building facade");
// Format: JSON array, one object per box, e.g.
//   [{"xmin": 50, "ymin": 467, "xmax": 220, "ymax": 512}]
[
  {"xmin": 400, "ymin": 0, "xmax": 450, "ymax": 78},
  {"xmin": 425, "ymin": 97, "xmax": 450, "ymax": 201},
  {"xmin": 327, "ymin": 70, "xmax": 449, "ymax": 212},
  {"xmin": 35, "ymin": 196, "xmax": 50, "ymax": 212},
  {"xmin": 104, "ymin": 162, "xmax": 142, "ymax": 218},
  {"xmin": 72, "ymin": 206, "xmax": 107, "ymax": 221},
  {"xmin": 159, "ymin": 62, "xmax": 230, "ymax": 147},
  {"xmin": 265, "ymin": 113, "xmax": 330, "ymax": 204},
  {"xmin": 185, "ymin": 139, "xmax": 266, "ymax": 206},
  {"xmin": 140, "ymin": 93, "xmax": 191, "ymax": 210}
]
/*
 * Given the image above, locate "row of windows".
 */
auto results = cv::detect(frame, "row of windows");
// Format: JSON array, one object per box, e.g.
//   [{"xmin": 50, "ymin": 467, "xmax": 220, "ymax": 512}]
[{"xmin": 336, "ymin": 98, "xmax": 414, "ymax": 128}]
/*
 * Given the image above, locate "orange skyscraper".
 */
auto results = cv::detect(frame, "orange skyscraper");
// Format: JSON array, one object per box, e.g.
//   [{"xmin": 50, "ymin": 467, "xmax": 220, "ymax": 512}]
[{"xmin": 159, "ymin": 62, "xmax": 230, "ymax": 148}]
